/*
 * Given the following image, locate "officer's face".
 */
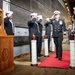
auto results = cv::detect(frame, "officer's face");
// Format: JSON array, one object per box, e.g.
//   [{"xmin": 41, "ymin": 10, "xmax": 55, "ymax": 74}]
[
  {"xmin": 9, "ymin": 15, "xmax": 13, "ymax": 19},
  {"xmin": 55, "ymin": 14, "xmax": 60, "ymax": 19},
  {"xmin": 32, "ymin": 15, "xmax": 38, "ymax": 19},
  {"xmin": 74, "ymin": 10, "xmax": 75, "ymax": 14}
]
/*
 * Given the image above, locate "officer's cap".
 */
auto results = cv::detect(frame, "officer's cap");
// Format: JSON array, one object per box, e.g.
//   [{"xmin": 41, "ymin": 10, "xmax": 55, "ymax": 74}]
[
  {"xmin": 6, "ymin": 11, "xmax": 13, "ymax": 15},
  {"xmin": 37, "ymin": 15, "xmax": 43, "ymax": 19},
  {"xmin": 30, "ymin": 13, "xmax": 38, "ymax": 16},
  {"xmin": 54, "ymin": 10, "xmax": 61, "ymax": 15},
  {"xmin": 46, "ymin": 18, "xmax": 50, "ymax": 21},
  {"xmin": 73, "ymin": 7, "xmax": 75, "ymax": 10}
]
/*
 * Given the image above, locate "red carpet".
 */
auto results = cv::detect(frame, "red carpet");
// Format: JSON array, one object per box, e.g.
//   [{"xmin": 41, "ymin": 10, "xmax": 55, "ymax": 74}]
[{"xmin": 38, "ymin": 52, "xmax": 70, "ymax": 69}]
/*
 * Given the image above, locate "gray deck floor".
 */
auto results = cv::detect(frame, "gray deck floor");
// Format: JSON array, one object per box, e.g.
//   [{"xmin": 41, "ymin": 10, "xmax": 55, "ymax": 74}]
[{"xmin": 7, "ymin": 43, "xmax": 75, "ymax": 75}]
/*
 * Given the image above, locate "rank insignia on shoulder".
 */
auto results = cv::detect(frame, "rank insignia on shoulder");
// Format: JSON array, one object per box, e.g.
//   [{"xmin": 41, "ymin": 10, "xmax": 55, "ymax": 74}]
[{"xmin": 59, "ymin": 20, "xmax": 63, "ymax": 25}]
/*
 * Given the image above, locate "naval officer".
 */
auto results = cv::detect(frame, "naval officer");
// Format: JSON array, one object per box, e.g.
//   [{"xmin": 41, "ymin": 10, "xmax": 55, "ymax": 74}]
[
  {"xmin": 27, "ymin": 13, "xmax": 43, "ymax": 61},
  {"xmin": 37, "ymin": 15, "xmax": 43, "ymax": 57},
  {"xmin": 73, "ymin": 7, "xmax": 75, "ymax": 31},
  {"xmin": 50, "ymin": 11, "xmax": 66, "ymax": 60},
  {"xmin": 44, "ymin": 18, "xmax": 51, "ymax": 52},
  {"xmin": 4, "ymin": 11, "xmax": 14, "ymax": 35}
]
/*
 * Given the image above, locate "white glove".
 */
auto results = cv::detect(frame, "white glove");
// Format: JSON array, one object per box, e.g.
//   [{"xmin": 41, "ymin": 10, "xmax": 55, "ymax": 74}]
[
  {"xmin": 63, "ymin": 32, "xmax": 66, "ymax": 34},
  {"xmin": 46, "ymin": 18, "xmax": 51, "ymax": 22}
]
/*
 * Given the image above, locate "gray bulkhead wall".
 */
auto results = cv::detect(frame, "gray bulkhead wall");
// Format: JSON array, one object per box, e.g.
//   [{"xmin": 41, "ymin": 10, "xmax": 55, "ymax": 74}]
[
  {"xmin": 0, "ymin": 0, "xmax": 2, "ymax": 9},
  {"xmin": 10, "ymin": 0, "xmax": 70, "ymax": 49},
  {"xmin": 10, "ymin": 0, "xmax": 71, "ymax": 27}
]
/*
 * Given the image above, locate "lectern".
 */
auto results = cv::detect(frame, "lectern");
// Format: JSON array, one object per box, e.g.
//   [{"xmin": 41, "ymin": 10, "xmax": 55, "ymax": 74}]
[{"xmin": 0, "ymin": 9, "xmax": 14, "ymax": 75}]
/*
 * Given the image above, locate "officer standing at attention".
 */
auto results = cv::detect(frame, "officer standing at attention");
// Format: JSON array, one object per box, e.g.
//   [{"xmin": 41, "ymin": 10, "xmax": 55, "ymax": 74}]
[
  {"xmin": 27, "ymin": 13, "xmax": 43, "ymax": 61},
  {"xmin": 67, "ymin": 25, "xmax": 73, "ymax": 44},
  {"xmin": 44, "ymin": 18, "xmax": 51, "ymax": 52},
  {"xmin": 4, "ymin": 11, "xmax": 14, "ymax": 35},
  {"xmin": 50, "ymin": 11, "xmax": 66, "ymax": 60},
  {"xmin": 73, "ymin": 7, "xmax": 75, "ymax": 31},
  {"xmin": 37, "ymin": 15, "xmax": 43, "ymax": 57}
]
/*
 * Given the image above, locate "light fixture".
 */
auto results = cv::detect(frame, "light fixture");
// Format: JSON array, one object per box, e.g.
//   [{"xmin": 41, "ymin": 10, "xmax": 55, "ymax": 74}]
[{"xmin": 65, "ymin": 3, "xmax": 67, "ymax": 5}]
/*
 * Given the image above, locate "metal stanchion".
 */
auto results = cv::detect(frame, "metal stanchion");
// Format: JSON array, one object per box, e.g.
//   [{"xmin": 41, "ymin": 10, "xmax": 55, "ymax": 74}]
[
  {"xmin": 51, "ymin": 37, "xmax": 55, "ymax": 52},
  {"xmin": 70, "ymin": 32, "xmax": 75, "ymax": 68},
  {"xmin": 44, "ymin": 35, "xmax": 49, "ymax": 57},
  {"xmin": 31, "ymin": 34, "xmax": 38, "ymax": 66}
]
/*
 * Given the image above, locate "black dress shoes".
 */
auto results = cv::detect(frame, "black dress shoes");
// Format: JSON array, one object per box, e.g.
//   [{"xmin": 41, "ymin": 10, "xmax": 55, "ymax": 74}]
[
  {"xmin": 48, "ymin": 50, "xmax": 53, "ymax": 53},
  {"xmin": 58, "ymin": 58, "xmax": 62, "ymax": 60},
  {"xmin": 55, "ymin": 56, "xmax": 58, "ymax": 58},
  {"xmin": 38, "ymin": 54, "xmax": 43, "ymax": 57}
]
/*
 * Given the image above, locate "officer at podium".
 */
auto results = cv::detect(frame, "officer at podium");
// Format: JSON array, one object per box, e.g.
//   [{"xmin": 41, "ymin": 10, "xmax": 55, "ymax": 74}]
[
  {"xmin": 4, "ymin": 11, "xmax": 14, "ymax": 35},
  {"xmin": 44, "ymin": 18, "xmax": 51, "ymax": 52},
  {"xmin": 50, "ymin": 11, "xmax": 66, "ymax": 60}
]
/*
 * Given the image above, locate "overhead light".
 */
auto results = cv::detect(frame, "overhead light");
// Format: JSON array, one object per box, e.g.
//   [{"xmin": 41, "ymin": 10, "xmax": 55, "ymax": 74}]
[
  {"xmin": 66, "ymin": 6, "xmax": 69, "ymax": 9},
  {"xmin": 65, "ymin": 3, "xmax": 67, "ymax": 5}
]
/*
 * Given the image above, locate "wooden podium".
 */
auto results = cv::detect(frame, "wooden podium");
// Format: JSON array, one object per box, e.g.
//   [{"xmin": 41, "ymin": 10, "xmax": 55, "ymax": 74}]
[{"xmin": 0, "ymin": 9, "xmax": 14, "ymax": 75}]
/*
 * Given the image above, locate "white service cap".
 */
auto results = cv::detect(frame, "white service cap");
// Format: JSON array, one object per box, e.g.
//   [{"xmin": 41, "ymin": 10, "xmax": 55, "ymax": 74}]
[
  {"xmin": 30, "ymin": 13, "xmax": 38, "ymax": 16},
  {"xmin": 46, "ymin": 18, "xmax": 50, "ymax": 21},
  {"xmin": 37, "ymin": 15, "xmax": 43, "ymax": 19},
  {"xmin": 54, "ymin": 10, "xmax": 61, "ymax": 14},
  {"xmin": 6, "ymin": 11, "xmax": 13, "ymax": 17},
  {"xmin": 6, "ymin": 11, "xmax": 13, "ymax": 15},
  {"xmin": 73, "ymin": 7, "xmax": 75, "ymax": 10}
]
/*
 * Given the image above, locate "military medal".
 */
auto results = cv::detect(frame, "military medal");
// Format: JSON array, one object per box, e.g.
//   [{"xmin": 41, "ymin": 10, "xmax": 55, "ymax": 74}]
[{"xmin": 59, "ymin": 21, "xmax": 63, "ymax": 25}]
